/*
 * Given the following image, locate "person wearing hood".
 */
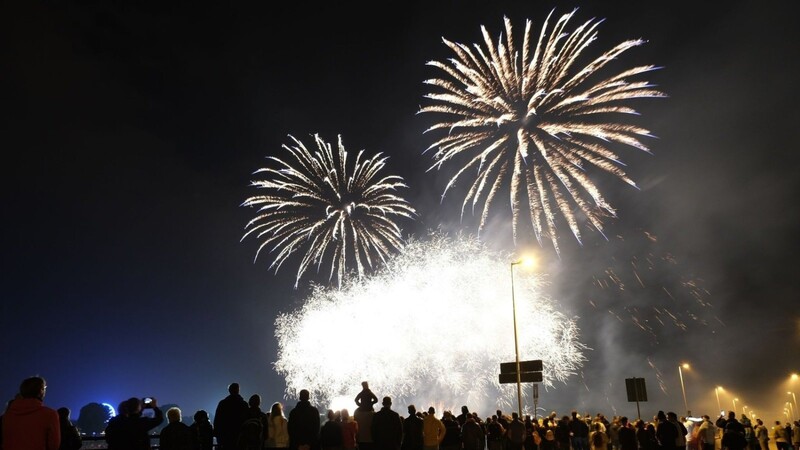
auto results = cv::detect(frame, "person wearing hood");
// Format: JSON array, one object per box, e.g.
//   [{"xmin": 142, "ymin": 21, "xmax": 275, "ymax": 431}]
[{"xmin": 1, "ymin": 376, "xmax": 60, "ymax": 450}]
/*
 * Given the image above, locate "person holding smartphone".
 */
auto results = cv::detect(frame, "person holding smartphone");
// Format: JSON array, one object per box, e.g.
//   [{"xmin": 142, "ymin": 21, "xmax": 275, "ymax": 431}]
[{"xmin": 108, "ymin": 397, "xmax": 164, "ymax": 450}]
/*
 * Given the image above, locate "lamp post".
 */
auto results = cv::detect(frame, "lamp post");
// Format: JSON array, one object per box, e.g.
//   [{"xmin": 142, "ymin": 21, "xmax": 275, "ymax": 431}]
[
  {"xmin": 510, "ymin": 257, "xmax": 534, "ymax": 418},
  {"xmin": 789, "ymin": 391, "xmax": 798, "ymax": 419},
  {"xmin": 678, "ymin": 363, "xmax": 690, "ymax": 416},
  {"xmin": 732, "ymin": 398, "xmax": 738, "ymax": 415},
  {"xmin": 787, "ymin": 402, "xmax": 795, "ymax": 421},
  {"xmin": 715, "ymin": 386, "xmax": 722, "ymax": 413}
]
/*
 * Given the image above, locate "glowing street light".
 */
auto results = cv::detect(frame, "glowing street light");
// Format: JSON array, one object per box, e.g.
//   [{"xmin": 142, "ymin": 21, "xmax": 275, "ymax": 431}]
[
  {"xmin": 789, "ymin": 391, "xmax": 798, "ymax": 419},
  {"xmin": 715, "ymin": 386, "xmax": 723, "ymax": 413},
  {"xmin": 510, "ymin": 256, "xmax": 536, "ymax": 417},
  {"xmin": 678, "ymin": 363, "xmax": 690, "ymax": 416}
]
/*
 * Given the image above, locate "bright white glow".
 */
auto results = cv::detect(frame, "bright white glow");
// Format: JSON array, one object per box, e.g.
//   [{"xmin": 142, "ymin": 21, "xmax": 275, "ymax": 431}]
[
  {"xmin": 274, "ymin": 231, "xmax": 585, "ymax": 414},
  {"xmin": 328, "ymin": 396, "xmax": 354, "ymax": 413}
]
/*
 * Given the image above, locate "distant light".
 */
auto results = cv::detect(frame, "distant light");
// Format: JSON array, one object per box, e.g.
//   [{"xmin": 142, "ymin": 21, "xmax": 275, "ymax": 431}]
[{"xmin": 102, "ymin": 402, "xmax": 117, "ymax": 418}]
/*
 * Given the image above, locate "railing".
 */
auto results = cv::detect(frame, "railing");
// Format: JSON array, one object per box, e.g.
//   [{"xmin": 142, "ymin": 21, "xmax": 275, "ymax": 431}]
[{"xmin": 79, "ymin": 435, "xmax": 220, "ymax": 450}]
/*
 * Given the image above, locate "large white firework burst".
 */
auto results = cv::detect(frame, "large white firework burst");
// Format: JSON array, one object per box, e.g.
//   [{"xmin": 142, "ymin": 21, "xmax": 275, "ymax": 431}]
[
  {"xmin": 420, "ymin": 9, "xmax": 665, "ymax": 254},
  {"xmin": 242, "ymin": 134, "xmax": 416, "ymax": 287},
  {"xmin": 274, "ymin": 231, "xmax": 585, "ymax": 413}
]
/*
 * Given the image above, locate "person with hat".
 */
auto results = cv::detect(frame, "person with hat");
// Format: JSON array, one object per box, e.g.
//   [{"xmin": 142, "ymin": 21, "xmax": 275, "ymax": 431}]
[{"xmin": 371, "ymin": 397, "xmax": 403, "ymax": 450}]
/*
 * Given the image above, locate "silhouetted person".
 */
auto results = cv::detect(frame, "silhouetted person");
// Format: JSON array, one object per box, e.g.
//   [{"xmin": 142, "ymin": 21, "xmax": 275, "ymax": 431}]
[
  {"xmin": 190, "ymin": 410, "xmax": 214, "ymax": 450},
  {"xmin": 461, "ymin": 417, "xmax": 484, "ymax": 450},
  {"xmin": 238, "ymin": 395, "xmax": 268, "ymax": 450},
  {"xmin": 725, "ymin": 413, "xmax": 744, "ymax": 436},
  {"xmin": 355, "ymin": 402, "xmax": 375, "ymax": 450},
  {"xmin": 486, "ymin": 415, "xmax": 506, "ymax": 450},
  {"xmin": 507, "ymin": 413, "xmax": 527, "ymax": 450},
  {"xmin": 655, "ymin": 411, "xmax": 678, "ymax": 450},
  {"xmin": 440, "ymin": 411, "xmax": 460, "ymax": 450},
  {"xmin": 2, "ymin": 376, "xmax": 60, "ymax": 450},
  {"xmin": 287, "ymin": 390, "xmax": 320, "ymax": 450},
  {"xmin": 554, "ymin": 416, "xmax": 571, "ymax": 450},
  {"xmin": 371, "ymin": 397, "xmax": 402, "ymax": 450},
  {"xmin": 618, "ymin": 417, "xmax": 636, "ymax": 450},
  {"xmin": 215, "ymin": 383, "xmax": 249, "ymax": 450},
  {"xmin": 105, "ymin": 400, "xmax": 130, "ymax": 450},
  {"xmin": 570, "ymin": 411, "xmax": 590, "ymax": 450},
  {"xmin": 57, "ymin": 407, "xmax": 82, "ymax": 450},
  {"xmin": 355, "ymin": 382, "xmax": 378, "ymax": 412},
  {"xmin": 402, "ymin": 405, "xmax": 423, "ymax": 450},
  {"xmin": 722, "ymin": 424, "xmax": 747, "ymax": 450},
  {"xmin": 456, "ymin": 407, "xmax": 470, "ymax": 427},
  {"xmin": 113, "ymin": 397, "xmax": 164, "ymax": 450},
  {"xmin": 666, "ymin": 413, "xmax": 687, "ymax": 450},
  {"xmin": 321, "ymin": 410, "xmax": 344, "ymax": 450},
  {"xmin": 160, "ymin": 407, "xmax": 197, "ymax": 450}
]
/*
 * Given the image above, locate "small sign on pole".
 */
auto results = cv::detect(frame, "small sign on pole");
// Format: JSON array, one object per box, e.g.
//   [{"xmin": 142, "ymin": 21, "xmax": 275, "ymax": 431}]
[{"xmin": 625, "ymin": 377, "xmax": 647, "ymax": 420}]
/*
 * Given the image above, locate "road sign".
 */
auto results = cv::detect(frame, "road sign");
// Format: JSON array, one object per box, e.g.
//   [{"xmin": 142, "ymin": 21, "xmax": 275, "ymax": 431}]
[
  {"xmin": 500, "ymin": 360, "xmax": 543, "ymax": 374},
  {"xmin": 625, "ymin": 377, "xmax": 648, "ymax": 401},
  {"xmin": 499, "ymin": 372, "xmax": 543, "ymax": 384}
]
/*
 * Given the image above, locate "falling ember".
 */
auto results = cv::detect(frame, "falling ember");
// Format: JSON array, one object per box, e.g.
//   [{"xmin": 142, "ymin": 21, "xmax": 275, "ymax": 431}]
[{"xmin": 274, "ymin": 231, "xmax": 586, "ymax": 413}]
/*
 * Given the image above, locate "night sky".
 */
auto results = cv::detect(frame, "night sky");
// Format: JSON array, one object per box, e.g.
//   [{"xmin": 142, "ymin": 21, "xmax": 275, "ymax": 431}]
[{"xmin": 2, "ymin": 0, "xmax": 799, "ymax": 423}]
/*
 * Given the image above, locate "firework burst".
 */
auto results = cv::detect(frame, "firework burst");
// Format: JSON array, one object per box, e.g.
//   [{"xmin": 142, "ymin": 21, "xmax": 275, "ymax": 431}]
[
  {"xmin": 274, "ymin": 231, "xmax": 585, "ymax": 413},
  {"xmin": 242, "ymin": 134, "xmax": 416, "ymax": 287},
  {"xmin": 420, "ymin": 9, "xmax": 665, "ymax": 253}
]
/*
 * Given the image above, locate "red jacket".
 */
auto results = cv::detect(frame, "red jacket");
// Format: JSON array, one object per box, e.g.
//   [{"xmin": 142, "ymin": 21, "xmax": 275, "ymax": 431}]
[{"xmin": 1, "ymin": 398, "xmax": 60, "ymax": 450}]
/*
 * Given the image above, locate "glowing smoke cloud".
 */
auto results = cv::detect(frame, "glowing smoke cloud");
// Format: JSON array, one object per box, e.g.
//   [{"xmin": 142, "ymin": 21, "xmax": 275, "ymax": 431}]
[
  {"xmin": 242, "ymin": 134, "xmax": 415, "ymax": 288},
  {"xmin": 420, "ymin": 9, "xmax": 665, "ymax": 254},
  {"xmin": 274, "ymin": 231, "xmax": 586, "ymax": 413}
]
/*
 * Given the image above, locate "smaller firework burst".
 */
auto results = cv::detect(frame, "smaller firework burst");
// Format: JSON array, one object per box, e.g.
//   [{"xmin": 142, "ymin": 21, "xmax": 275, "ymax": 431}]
[{"xmin": 242, "ymin": 134, "xmax": 416, "ymax": 287}]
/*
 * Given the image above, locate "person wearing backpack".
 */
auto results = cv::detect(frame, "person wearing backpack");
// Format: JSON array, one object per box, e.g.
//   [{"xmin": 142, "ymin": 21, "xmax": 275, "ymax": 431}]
[{"xmin": 238, "ymin": 395, "xmax": 268, "ymax": 450}]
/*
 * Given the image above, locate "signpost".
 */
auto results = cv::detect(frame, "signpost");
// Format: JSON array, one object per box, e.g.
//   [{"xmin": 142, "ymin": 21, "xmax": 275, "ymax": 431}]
[
  {"xmin": 625, "ymin": 377, "xmax": 648, "ymax": 420},
  {"xmin": 499, "ymin": 359, "xmax": 543, "ymax": 415}
]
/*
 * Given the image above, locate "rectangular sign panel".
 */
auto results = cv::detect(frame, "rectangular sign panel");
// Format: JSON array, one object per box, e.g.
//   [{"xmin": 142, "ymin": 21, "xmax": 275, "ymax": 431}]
[
  {"xmin": 499, "ymin": 372, "xmax": 543, "ymax": 384},
  {"xmin": 625, "ymin": 377, "xmax": 648, "ymax": 402},
  {"xmin": 500, "ymin": 360, "xmax": 543, "ymax": 374}
]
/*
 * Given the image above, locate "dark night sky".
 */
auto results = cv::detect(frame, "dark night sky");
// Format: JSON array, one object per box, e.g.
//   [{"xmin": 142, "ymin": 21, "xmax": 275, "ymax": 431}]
[{"xmin": 2, "ymin": 0, "xmax": 799, "ymax": 422}]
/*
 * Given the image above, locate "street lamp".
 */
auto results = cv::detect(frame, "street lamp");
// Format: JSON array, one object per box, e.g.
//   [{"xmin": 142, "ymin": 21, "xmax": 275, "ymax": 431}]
[
  {"xmin": 789, "ymin": 392, "xmax": 798, "ymax": 419},
  {"xmin": 510, "ymin": 256, "xmax": 535, "ymax": 418},
  {"xmin": 678, "ymin": 363, "xmax": 690, "ymax": 416},
  {"xmin": 732, "ymin": 398, "xmax": 738, "ymax": 415},
  {"xmin": 787, "ymin": 402, "xmax": 795, "ymax": 421},
  {"xmin": 715, "ymin": 386, "xmax": 722, "ymax": 413}
]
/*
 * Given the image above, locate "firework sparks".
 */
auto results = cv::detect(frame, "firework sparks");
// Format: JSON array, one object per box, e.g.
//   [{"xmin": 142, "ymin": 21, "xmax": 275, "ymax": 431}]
[
  {"xmin": 274, "ymin": 231, "xmax": 585, "ymax": 413},
  {"xmin": 420, "ymin": 9, "xmax": 665, "ymax": 253},
  {"xmin": 242, "ymin": 134, "xmax": 416, "ymax": 287}
]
